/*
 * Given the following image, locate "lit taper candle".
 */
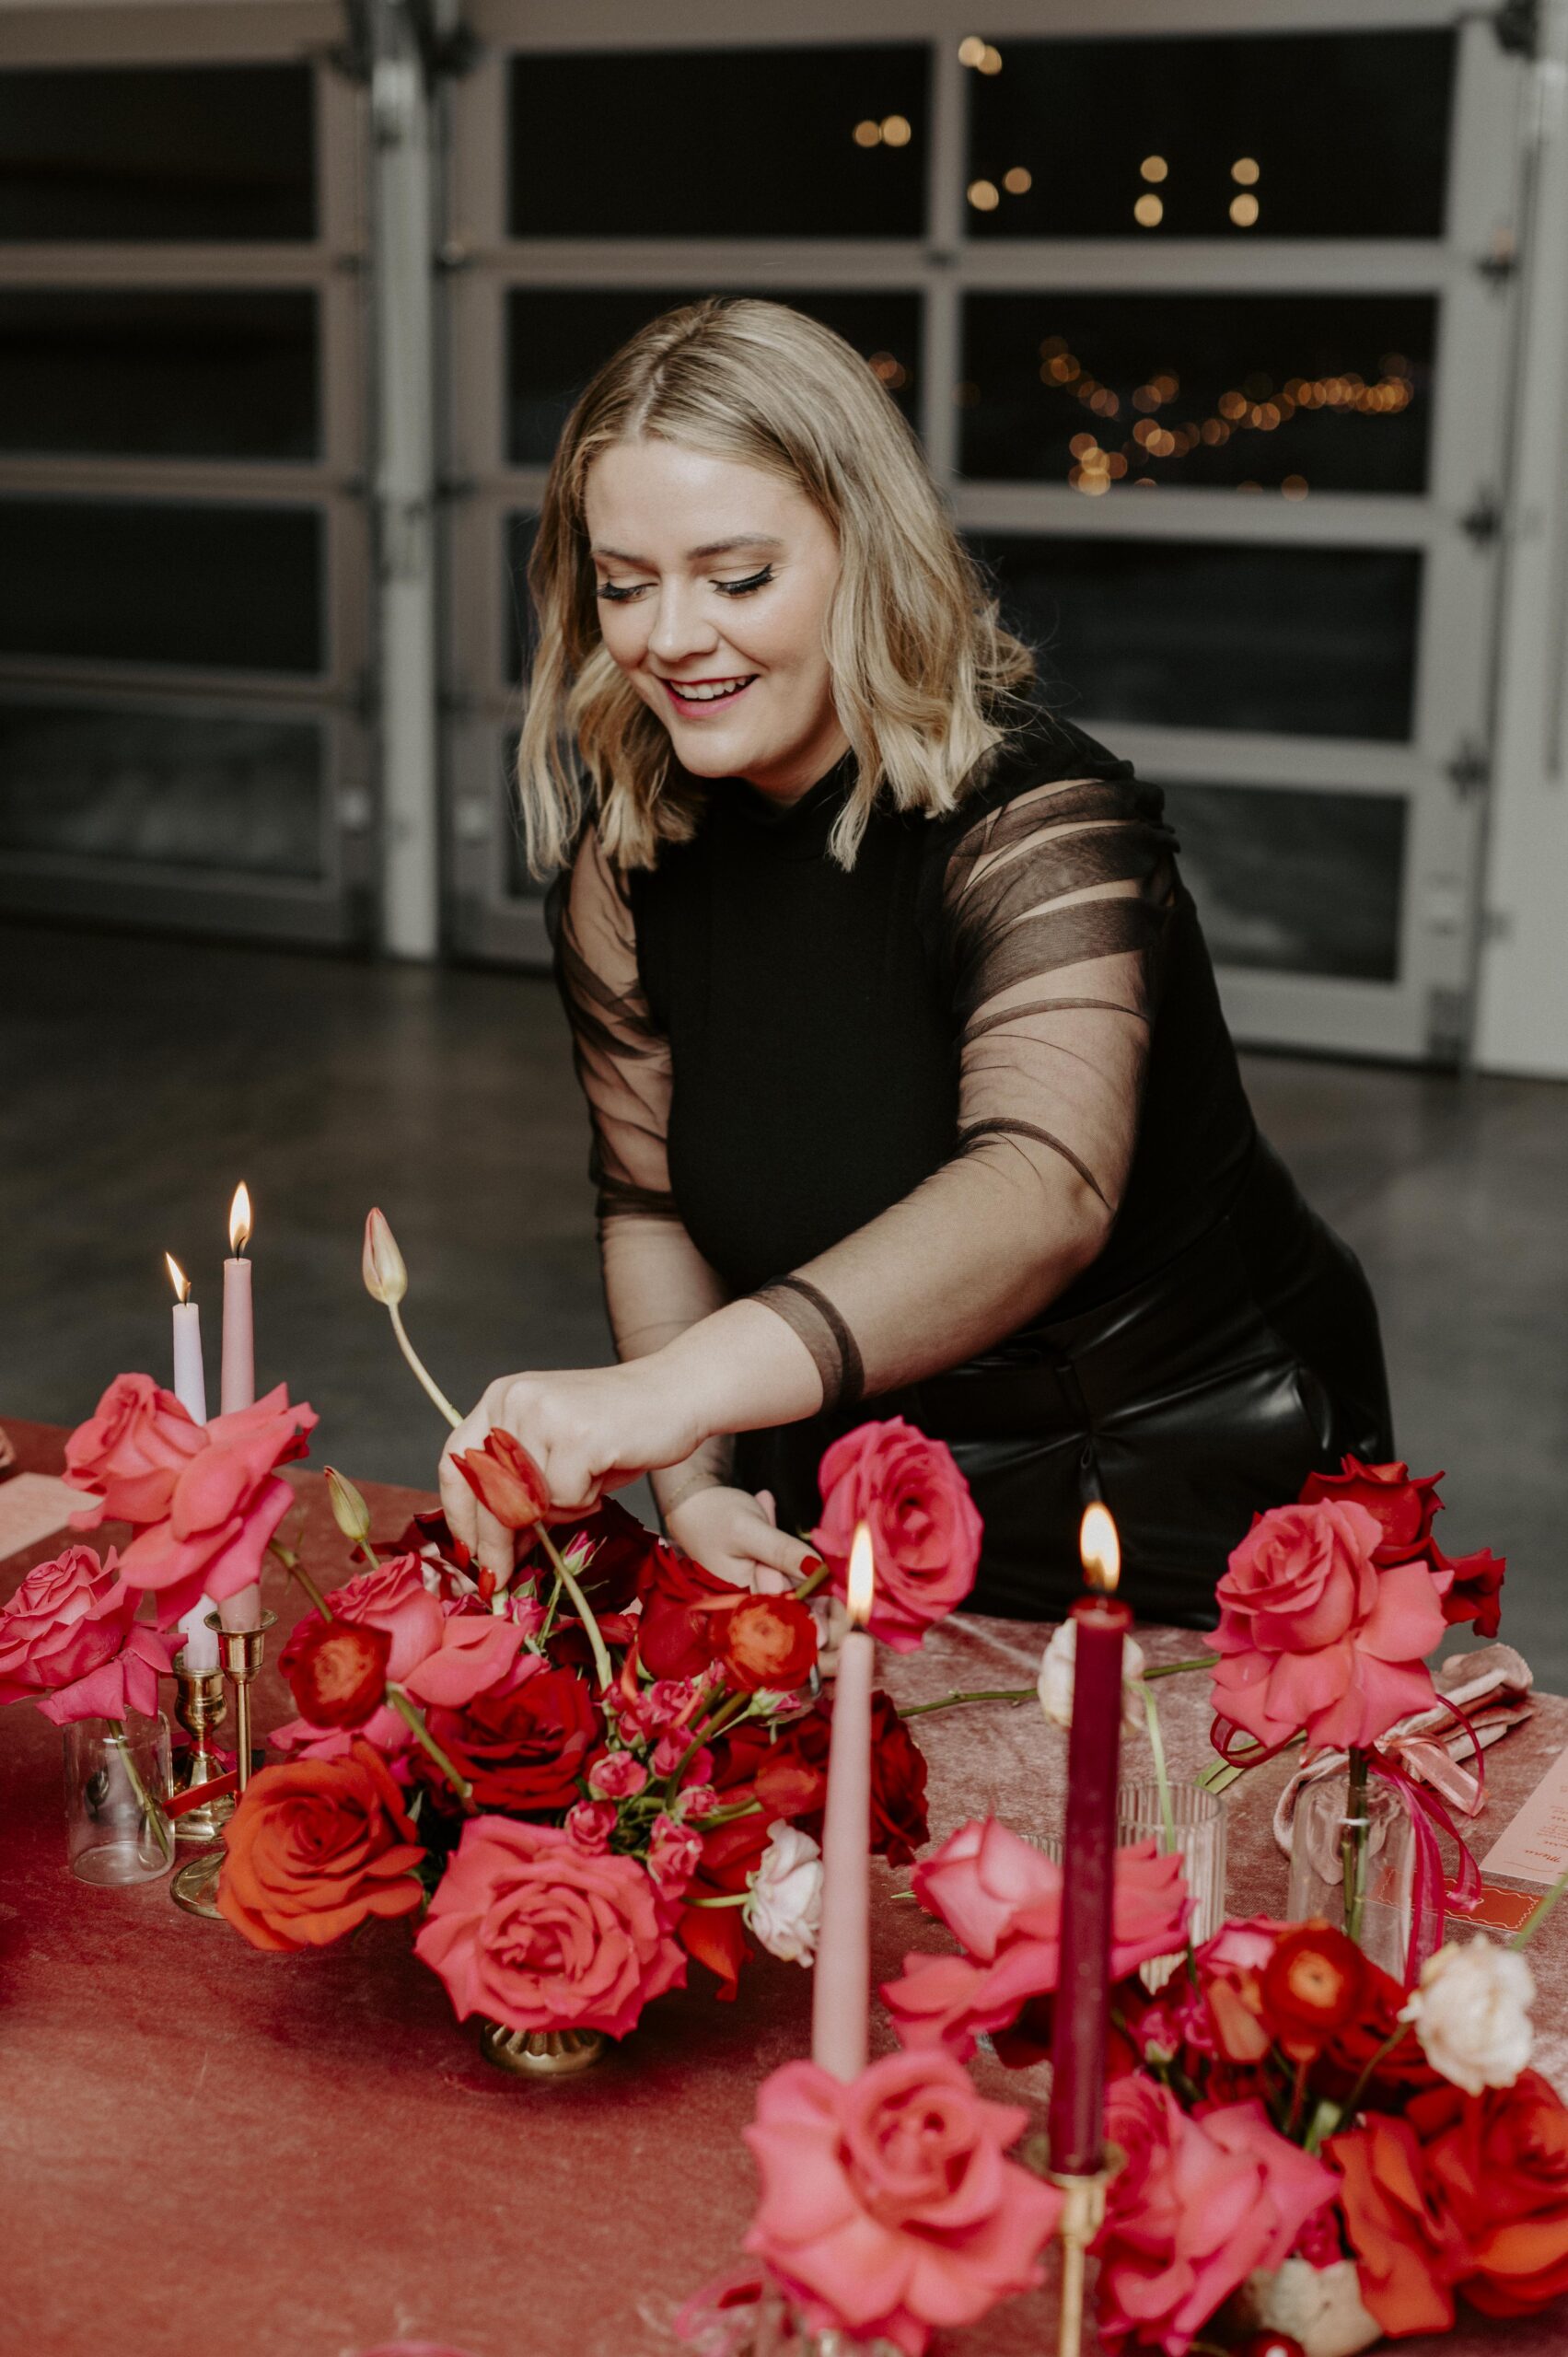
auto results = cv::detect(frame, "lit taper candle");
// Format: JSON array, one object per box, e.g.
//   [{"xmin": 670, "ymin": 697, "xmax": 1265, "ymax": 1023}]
[
  {"xmin": 811, "ymin": 1520, "xmax": 876, "ymax": 2083},
  {"xmin": 166, "ymin": 1253, "xmax": 219, "ymax": 1671},
  {"xmin": 220, "ymin": 1182, "xmax": 255, "ymax": 1416}
]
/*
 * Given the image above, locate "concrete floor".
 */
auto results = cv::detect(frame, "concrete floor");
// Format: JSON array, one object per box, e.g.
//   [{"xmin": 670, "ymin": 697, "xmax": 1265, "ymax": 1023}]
[{"xmin": 4, "ymin": 921, "xmax": 1564, "ymax": 1680}]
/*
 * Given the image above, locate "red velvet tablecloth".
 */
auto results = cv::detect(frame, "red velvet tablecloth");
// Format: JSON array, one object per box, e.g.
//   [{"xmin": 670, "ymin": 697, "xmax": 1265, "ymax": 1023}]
[{"xmin": 4, "ymin": 1416, "xmax": 1566, "ymax": 2357}]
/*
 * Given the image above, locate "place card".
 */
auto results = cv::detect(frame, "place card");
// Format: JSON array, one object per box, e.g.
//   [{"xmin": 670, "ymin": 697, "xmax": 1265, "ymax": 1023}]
[
  {"xmin": 1479, "ymin": 1741, "xmax": 1568, "ymax": 1888},
  {"xmin": 0, "ymin": 1471, "xmax": 82, "ymax": 1562}
]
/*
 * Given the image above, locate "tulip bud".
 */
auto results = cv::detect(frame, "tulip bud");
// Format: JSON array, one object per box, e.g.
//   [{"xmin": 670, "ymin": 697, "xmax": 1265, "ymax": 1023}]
[
  {"xmin": 324, "ymin": 1464, "xmax": 372, "ymax": 1546},
  {"xmin": 361, "ymin": 1206, "xmax": 408, "ymax": 1306}
]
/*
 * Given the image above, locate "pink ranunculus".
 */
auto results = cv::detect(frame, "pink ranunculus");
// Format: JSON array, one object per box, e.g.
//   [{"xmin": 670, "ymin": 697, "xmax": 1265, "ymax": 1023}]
[
  {"xmin": 1094, "ymin": 2080, "xmax": 1336, "ymax": 2356},
  {"xmin": 811, "ymin": 1418, "xmax": 981, "ymax": 1653},
  {"xmin": 0, "ymin": 1543, "xmax": 173, "ymax": 1724},
  {"xmin": 883, "ymin": 1820, "xmax": 1191, "ymax": 2061},
  {"xmin": 112, "ymin": 1384, "xmax": 319, "ymax": 1626},
  {"xmin": 743, "ymin": 2049, "xmax": 1062, "ymax": 2357},
  {"xmin": 413, "ymin": 1817, "xmax": 686, "ymax": 2040},
  {"xmin": 1209, "ymin": 1500, "xmax": 1446, "ymax": 1759},
  {"xmin": 64, "ymin": 1372, "xmax": 208, "ymax": 1528}
]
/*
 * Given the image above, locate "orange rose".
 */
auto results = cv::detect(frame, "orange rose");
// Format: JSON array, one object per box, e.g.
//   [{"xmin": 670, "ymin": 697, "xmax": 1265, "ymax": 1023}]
[
  {"xmin": 1418, "ymin": 2072, "xmax": 1568, "ymax": 2317},
  {"xmin": 1328, "ymin": 2111, "xmax": 1469, "ymax": 2338},
  {"xmin": 216, "ymin": 1742, "xmax": 425, "ymax": 1952}
]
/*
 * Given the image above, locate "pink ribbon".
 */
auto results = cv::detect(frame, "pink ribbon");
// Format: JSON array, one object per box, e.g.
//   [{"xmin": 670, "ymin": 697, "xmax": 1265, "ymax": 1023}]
[{"xmin": 1367, "ymin": 1748, "xmax": 1483, "ymax": 1985}]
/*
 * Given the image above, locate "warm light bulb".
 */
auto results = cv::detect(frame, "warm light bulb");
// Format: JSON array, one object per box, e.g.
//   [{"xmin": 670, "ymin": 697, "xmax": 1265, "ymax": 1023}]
[
  {"xmin": 165, "ymin": 1252, "xmax": 192, "ymax": 1305},
  {"xmin": 1079, "ymin": 1503, "xmax": 1121, "ymax": 1593},
  {"xmin": 228, "ymin": 1181, "xmax": 252, "ymax": 1255},
  {"xmin": 847, "ymin": 1522, "xmax": 876, "ymax": 1626},
  {"xmin": 1133, "ymin": 192, "xmax": 1164, "ymax": 227}
]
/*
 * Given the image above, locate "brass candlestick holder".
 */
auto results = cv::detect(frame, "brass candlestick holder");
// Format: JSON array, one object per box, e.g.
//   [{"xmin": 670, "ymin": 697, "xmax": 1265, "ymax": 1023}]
[
  {"xmin": 1051, "ymin": 2161, "xmax": 1113, "ymax": 2357},
  {"xmin": 168, "ymin": 1653, "xmax": 233, "ymax": 1844},
  {"xmin": 171, "ymin": 1609, "xmax": 276, "ymax": 1920}
]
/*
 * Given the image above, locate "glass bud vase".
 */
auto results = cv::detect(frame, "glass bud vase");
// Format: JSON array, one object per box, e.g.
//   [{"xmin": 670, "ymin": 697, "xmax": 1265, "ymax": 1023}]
[
  {"xmin": 63, "ymin": 1711, "xmax": 175, "ymax": 1886},
  {"xmin": 1286, "ymin": 1764, "xmax": 1412, "ymax": 1975}
]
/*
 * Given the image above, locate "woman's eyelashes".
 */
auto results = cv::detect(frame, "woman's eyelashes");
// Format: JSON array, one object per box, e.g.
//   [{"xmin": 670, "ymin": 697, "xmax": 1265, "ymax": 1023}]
[{"xmin": 595, "ymin": 564, "xmax": 777, "ymax": 606}]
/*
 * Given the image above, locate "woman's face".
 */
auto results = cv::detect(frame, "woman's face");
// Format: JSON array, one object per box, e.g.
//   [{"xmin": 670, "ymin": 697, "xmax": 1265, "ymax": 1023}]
[{"xmin": 584, "ymin": 438, "xmax": 847, "ymax": 802}]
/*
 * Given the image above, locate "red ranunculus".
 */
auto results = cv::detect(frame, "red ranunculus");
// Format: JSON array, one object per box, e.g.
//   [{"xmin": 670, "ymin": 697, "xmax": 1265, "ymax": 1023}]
[
  {"xmin": 812, "ymin": 1418, "xmax": 981, "ymax": 1652},
  {"xmin": 451, "ymin": 1427, "xmax": 550, "ymax": 1529},
  {"xmin": 280, "ymin": 1617, "xmax": 391, "ymax": 1730},
  {"xmin": 415, "ymin": 1657, "xmax": 603, "ymax": 1814},
  {"xmin": 63, "ymin": 1372, "xmax": 207, "ymax": 1527},
  {"xmin": 413, "ymin": 1816, "xmax": 685, "ymax": 2039},
  {"xmin": 0, "ymin": 1543, "xmax": 173, "ymax": 1724},
  {"xmin": 718, "ymin": 1594, "xmax": 818, "ymax": 1693},
  {"xmin": 216, "ymin": 1741, "xmax": 425, "ymax": 1952},
  {"xmin": 111, "ymin": 1384, "xmax": 319, "ymax": 1626},
  {"xmin": 1259, "ymin": 1922, "xmax": 1368, "ymax": 2058},
  {"xmin": 1415, "ymin": 2071, "xmax": 1568, "ymax": 2317}
]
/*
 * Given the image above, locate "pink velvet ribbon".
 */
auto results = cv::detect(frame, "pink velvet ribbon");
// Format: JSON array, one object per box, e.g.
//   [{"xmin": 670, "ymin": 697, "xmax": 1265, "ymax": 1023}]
[{"xmin": 1368, "ymin": 1706, "xmax": 1484, "ymax": 1985}]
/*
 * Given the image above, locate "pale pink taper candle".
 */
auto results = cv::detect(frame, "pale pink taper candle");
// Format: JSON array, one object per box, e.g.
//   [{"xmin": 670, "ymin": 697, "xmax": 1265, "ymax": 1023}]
[
  {"xmin": 811, "ymin": 1521, "xmax": 876, "ymax": 2082},
  {"xmin": 217, "ymin": 1183, "xmax": 261, "ymax": 1631},
  {"xmin": 166, "ymin": 1254, "xmax": 219, "ymax": 1670}
]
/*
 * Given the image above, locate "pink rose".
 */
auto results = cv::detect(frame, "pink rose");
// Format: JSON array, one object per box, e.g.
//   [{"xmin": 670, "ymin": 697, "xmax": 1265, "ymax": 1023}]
[
  {"xmin": 565, "ymin": 1800, "xmax": 617, "ymax": 1852},
  {"xmin": 413, "ymin": 1817, "xmax": 685, "ymax": 2039},
  {"xmin": 647, "ymin": 1813, "xmax": 703, "ymax": 1898},
  {"xmin": 1209, "ymin": 1500, "xmax": 1446, "ymax": 1758},
  {"xmin": 588, "ymin": 1749, "xmax": 648, "ymax": 1800},
  {"xmin": 0, "ymin": 1543, "xmax": 172, "ymax": 1724},
  {"xmin": 399, "ymin": 1605, "xmax": 528, "ymax": 1710},
  {"xmin": 63, "ymin": 1372, "xmax": 207, "ymax": 1527},
  {"xmin": 883, "ymin": 1820, "xmax": 1190, "ymax": 2061},
  {"xmin": 113, "ymin": 1384, "xmax": 319, "ymax": 1625},
  {"xmin": 812, "ymin": 1418, "xmax": 981, "ymax": 1652},
  {"xmin": 743, "ymin": 2049, "xmax": 1061, "ymax": 2357},
  {"xmin": 1094, "ymin": 2080, "xmax": 1335, "ymax": 2355}
]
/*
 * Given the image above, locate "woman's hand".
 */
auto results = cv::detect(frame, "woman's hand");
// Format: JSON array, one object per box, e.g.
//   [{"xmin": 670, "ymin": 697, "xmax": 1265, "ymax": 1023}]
[
  {"xmin": 663, "ymin": 1484, "xmax": 817, "ymax": 1595},
  {"xmin": 438, "ymin": 1360, "xmax": 701, "ymax": 1579}
]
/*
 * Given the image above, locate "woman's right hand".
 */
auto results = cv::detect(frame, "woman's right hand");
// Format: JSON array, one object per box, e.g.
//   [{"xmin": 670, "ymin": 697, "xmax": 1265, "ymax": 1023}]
[{"xmin": 662, "ymin": 1485, "xmax": 817, "ymax": 1595}]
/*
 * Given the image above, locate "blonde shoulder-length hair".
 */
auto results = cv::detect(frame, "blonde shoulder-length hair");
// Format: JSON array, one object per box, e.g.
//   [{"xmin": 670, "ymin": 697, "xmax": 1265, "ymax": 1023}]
[{"xmin": 517, "ymin": 297, "xmax": 1035, "ymax": 876}]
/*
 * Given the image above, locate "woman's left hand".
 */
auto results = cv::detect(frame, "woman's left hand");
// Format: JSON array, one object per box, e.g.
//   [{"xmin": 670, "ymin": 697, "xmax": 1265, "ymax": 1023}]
[{"xmin": 439, "ymin": 1361, "xmax": 701, "ymax": 1576}]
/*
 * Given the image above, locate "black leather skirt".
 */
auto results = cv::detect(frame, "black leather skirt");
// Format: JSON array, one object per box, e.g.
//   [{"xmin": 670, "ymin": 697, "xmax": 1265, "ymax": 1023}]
[{"xmin": 735, "ymin": 1139, "xmax": 1393, "ymax": 1630}]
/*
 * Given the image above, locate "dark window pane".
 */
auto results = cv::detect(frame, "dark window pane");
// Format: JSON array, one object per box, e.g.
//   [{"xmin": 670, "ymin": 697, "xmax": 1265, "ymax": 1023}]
[
  {"xmin": 0, "ymin": 65, "xmax": 315, "ymax": 241},
  {"xmin": 0, "ymin": 288, "xmax": 319, "ymax": 460},
  {"xmin": 505, "ymin": 511, "xmax": 540, "ymax": 686},
  {"xmin": 0, "ymin": 701, "xmax": 323, "ymax": 878},
  {"xmin": 509, "ymin": 47, "xmax": 928, "ymax": 238},
  {"xmin": 0, "ymin": 499, "xmax": 323, "ymax": 673},
  {"xmin": 964, "ymin": 30, "xmax": 1453, "ymax": 238},
  {"xmin": 961, "ymin": 293, "xmax": 1435, "ymax": 494},
  {"xmin": 975, "ymin": 535, "xmax": 1421, "ymax": 739},
  {"xmin": 506, "ymin": 286, "xmax": 921, "ymax": 466},
  {"xmin": 1163, "ymin": 780, "xmax": 1405, "ymax": 981}
]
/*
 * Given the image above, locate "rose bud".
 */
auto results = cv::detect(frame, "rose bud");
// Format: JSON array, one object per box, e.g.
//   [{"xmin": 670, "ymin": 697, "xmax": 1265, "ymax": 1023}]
[
  {"xmin": 453, "ymin": 1428, "xmax": 551, "ymax": 1531},
  {"xmin": 324, "ymin": 1465, "xmax": 373, "ymax": 1548},
  {"xmin": 361, "ymin": 1207, "xmax": 408, "ymax": 1307},
  {"xmin": 719, "ymin": 1595, "xmax": 819, "ymax": 1695},
  {"xmin": 281, "ymin": 1617, "xmax": 392, "ymax": 1730},
  {"xmin": 1260, "ymin": 1922, "xmax": 1368, "ymax": 2057}
]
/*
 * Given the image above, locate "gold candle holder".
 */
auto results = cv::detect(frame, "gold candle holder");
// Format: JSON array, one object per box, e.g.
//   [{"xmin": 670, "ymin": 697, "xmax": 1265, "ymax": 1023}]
[
  {"xmin": 168, "ymin": 1654, "xmax": 233, "ymax": 1845},
  {"xmin": 1051, "ymin": 2165, "xmax": 1112, "ymax": 2357},
  {"xmin": 171, "ymin": 1608, "xmax": 276, "ymax": 1920}
]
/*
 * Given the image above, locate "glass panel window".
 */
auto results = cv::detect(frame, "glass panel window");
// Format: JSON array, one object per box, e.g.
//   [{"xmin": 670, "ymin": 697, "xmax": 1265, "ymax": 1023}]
[
  {"xmin": 509, "ymin": 47, "xmax": 929, "ymax": 238},
  {"xmin": 974, "ymin": 534, "xmax": 1422, "ymax": 740},
  {"xmin": 505, "ymin": 286, "xmax": 921, "ymax": 467},
  {"xmin": 1161, "ymin": 780, "xmax": 1406, "ymax": 981},
  {"xmin": 960, "ymin": 293, "xmax": 1435, "ymax": 495},
  {"xmin": 0, "ymin": 701, "xmax": 324, "ymax": 878},
  {"xmin": 0, "ymin": 498, "xmax": 324, "ymax": 674},
  {"xmin": 505, "ymin": 511, "xmax": 539, "ymax": 686},
  {"xmin": 0, "ymin": 65, "xmax": 316, "ymax": 242},
  {"xmin": 963, "ymin": 30, "xmax": 1454, "ymax": 239},
  {"xmin": 0, "ymin": 289, "xmax": 319, "ymax": 461}
]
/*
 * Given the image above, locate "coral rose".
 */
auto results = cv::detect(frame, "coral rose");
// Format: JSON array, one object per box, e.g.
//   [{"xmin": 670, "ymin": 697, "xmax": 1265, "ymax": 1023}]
[
  {"xmin": 812, "ymin": 1418, "xmax": 981, "ymax": 1652},
  {"xmin": 112, "ymin": 1384, "xmax": 319, "ymax": 1625},
  {"xmin": 63, "ymin": 1372, "xmax": 206, "ymax": 1527},
  {"xmin": 718, "ymin": 1593, "xmax": 818, "ymax": 1694},
  {"xmin": 1096, "ymin": 2080, "xmax": 1334, "ymax": 2355},
  {"xmin": 414, "ymin": 1817, "xmax": 685, "ymax": 2039},
  {"xmin": 1209, "ymin": 1500, "xmax": 1446, "ymax": 1758},
  {"xmin": 416, "ymin": 1658, "xmax": 602, "ymax": 1814},
  {"xmin": 1327, "ymin": 2111, "xmax": 1469, "ymax": 2338},
  {"xmin": 0, "ymin": 1543, "xmax": 172, "ymax": 1724},
  {"xmin": 1416, "ymin": 2070, "xmax": 1568, "ymax": 2317},
  {"xmin": 744, "ymin": 2049, "xmax": 1061, "ymax": 2357},
  {"xmin": 216, "ymin": 1742, "xmax": 425, "ymax": 1952}
]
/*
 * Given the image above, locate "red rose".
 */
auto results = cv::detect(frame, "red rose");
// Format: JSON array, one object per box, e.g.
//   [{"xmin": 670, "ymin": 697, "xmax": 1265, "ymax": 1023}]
[
  {"xmin": 451, "ymin": 1428, "xmax": 550, "ymax": 1530},
  {"xmin": 63, "ymin": 1371, "xmax": 207, "ymax": 1527},
  {"xmin": 280, "ymin": 1618, "xmax": 391, "ymax": 1730},
  {"xmin": 1327, "ymin": 2112, "xmax": 1469, "ymax": 2338},
  {"xmin": 812, "ymin": 1418, "xmax": 981, "ymax": 1652},
  {"xmin": 550, "ymin": 1495, "xmax": 660, "ymax": 1611},
  {"xmin": 727, "ymin": 1690, "xmax": 930, "ymax": 1869},
  {"xmin": 718, "ymin": 1595, "xmax": 819, "ymax": 1694},
  {"xmin": 415, "ymin": 1658, "xmax": 602, "ymax": 1814},
  {"xmin": 1417, "ymin": 2071, "xmax": 1568, "ymax": 2316},
  {"xmin": 633, "ymin": 1541, "xmax": 747, "ymax": 1678},
  {"xmin": 1299, "ymin": 1457, "xmax": 1445, "ymax": 1565},
  {"xmin": 1259, "ymin": 1922, "xmax": 1368, "ymax": 2058},
  {"xmin": 1315, "ymin": 1953, "xmax": 1443, "ymax": 2107},
  {"xmin": 1435, "ymin": 1543, "xmax": 1506, "ymax": 1639},
  {"xmin": 216, "ymin": 1741, "xmax": 425, "ymax": 1952}
]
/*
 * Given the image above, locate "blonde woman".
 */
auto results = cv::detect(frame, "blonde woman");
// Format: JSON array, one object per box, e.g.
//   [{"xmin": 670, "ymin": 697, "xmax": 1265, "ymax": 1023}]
[{"xmin": 438, "ymin": 299, "xmax": 1390, "ymax": 1623}]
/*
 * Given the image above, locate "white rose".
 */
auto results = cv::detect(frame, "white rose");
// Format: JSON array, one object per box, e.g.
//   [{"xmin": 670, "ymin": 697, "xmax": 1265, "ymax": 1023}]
[
  {"xmin": 746, "ymin": 1823, "xmax": 823, "ymax": 1966},
  {"xmin": 1399, "ymin": 1939, "xmax": 1535, "ymax": 2096},
  {"xmin": 1038, "ymin": 1618, "xmax": 1147, "ymax": 1735}
]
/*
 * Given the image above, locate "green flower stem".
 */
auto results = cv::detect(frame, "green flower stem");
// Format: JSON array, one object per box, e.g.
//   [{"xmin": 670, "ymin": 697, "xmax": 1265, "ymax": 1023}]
[
  {"xmin": 688, "ymin": 1890, "xmax": 750, "ymax": 1910},
  {"xmin": 1142, "ymin": 1655, "xmax": 1222, "ymax": 1681},
  {"xmin": 387, "ymin": 1688, "xmax": 477, "ymax": 1814},
  {"xmin": 691, "ymin": 1797, "xmax": 763, "ymax": 1829},
  {"xmin": 1323, "ymin": 2023, "xmax": 1408, "ymax": 2141},
  {"xmin": 900, "ymin": 1685, "xmax": 1037, "ymax": 1718},
  {"xmin": 534, "ymin": 1525, "xmax": 614, "ymax": 1696},
  {"xmin": 110, "ymin": 1719, "xmax": 173, "ymax": 1866},
  {"xmin": 792, "ymin": 1560, "xmax": 832, "ymax": 1604},
  {"xmin": 664, "ymin": 1691, "xmax": 753, "ymax": 1800},
  {"xmin": 1342, "ymin": 1744, "xmax": 1369, "ymax": 1946},
  {"xmin": 270, "ymin": 1540, "xmax": 335, "ymax": 1620},
  {"xmin": 1141, "ymin": 1679, "xmax": 1179, "ymax": 1858},
  {"xmin": 387, "ymin": 1300, "xmax": 463, "ymax": 1430},
  {"xmin": 1511, "ymin": 1862, "xmax": 1568, "ymax": 1950}
]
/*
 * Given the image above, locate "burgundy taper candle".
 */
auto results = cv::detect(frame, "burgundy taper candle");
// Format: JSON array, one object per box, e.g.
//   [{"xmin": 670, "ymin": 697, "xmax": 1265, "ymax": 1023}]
[{"xmin": 1047, "ymin": 1504, "xmax": 1132, "ymax": 2176}]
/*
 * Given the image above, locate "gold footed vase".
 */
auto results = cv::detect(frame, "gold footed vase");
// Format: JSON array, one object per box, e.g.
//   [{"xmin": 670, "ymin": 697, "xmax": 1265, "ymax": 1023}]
[
  {"xmin": 478, "ymin": 2019, "xmax": 609, "ymax": 2078},
  {"xmin": 171, "ymin": 1610, "xmax": 275, "ymax": 1920}
]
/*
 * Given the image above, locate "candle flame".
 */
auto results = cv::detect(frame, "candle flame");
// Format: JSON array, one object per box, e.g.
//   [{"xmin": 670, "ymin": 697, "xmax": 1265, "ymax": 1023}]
[
  {"xmin": 165, "ymin": 1252, "xmax": 192, "ymax": 1305},
  {"xmin": 228, "ymin": 1182, "xmax": 252, "ymax": 1255},
  {"xmin": 1079, "ymin": 1502, "xmax": 1121, "ymax": 1594},
  {"xmin": 847, "ymin": 1522, "xmax": 876, "ymax": 1628}
]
